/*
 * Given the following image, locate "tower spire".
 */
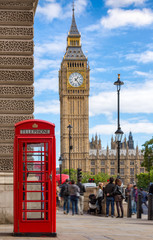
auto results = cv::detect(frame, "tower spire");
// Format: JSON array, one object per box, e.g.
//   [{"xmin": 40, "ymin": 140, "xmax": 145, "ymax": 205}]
[
  {"xmin": 69, "ymin": 0, "xmax": 80, "ymax": 36},
  {"xmin": 72, "ymin": 0, "xmax": 75, "ymax": 15}
]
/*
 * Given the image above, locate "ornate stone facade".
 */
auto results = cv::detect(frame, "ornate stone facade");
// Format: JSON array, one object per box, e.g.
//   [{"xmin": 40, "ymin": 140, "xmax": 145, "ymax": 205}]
[
  {"xmin": 0, "ymin": 86, "xmax": 34, "ymax": 97},
  {"xmin": 89, "ymin": 134, "xmax": 145, "ymax": 186},
  {"xmin": 0, "ymin": 70, "xmax": 33, "ymax": 84},
  {"xmin": 0, "ymin": 56, "xmax": 33, "ymax": 68},
  {"xmin": 0, "ymin": 11, "xmax": 33, "ymax": 25},
  {"xmin": 0, "ymin": 40, "xmax": 33, "ymax": 54},
  {"xmin": 0, "ymin": 115, "xmax": 33, "ymax": 126},
  {"xmin": 0, "ymin": 27, "xmax": 33, "ymax": 38},
  {"xmin": 0, "ymin": 0, "xmax": 37, "ymax": 173}
]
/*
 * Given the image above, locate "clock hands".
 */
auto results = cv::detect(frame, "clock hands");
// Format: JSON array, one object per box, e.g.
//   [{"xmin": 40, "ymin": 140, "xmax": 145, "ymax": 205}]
[{"xmin": 75, "ymin": 77, "xmax": 80, "ymax": 84}]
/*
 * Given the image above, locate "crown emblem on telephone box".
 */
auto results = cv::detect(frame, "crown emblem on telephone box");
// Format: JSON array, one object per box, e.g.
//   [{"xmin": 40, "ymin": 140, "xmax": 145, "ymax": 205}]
[{"xmin": 32, "ymin": 123, "xmax": 38, "ymax": 129}]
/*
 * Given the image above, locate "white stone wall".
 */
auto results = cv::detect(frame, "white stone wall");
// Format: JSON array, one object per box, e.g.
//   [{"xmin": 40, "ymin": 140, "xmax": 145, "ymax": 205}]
[{"xmin": 0, "ymin": 173, "xmax": 13, "ymax": 223}]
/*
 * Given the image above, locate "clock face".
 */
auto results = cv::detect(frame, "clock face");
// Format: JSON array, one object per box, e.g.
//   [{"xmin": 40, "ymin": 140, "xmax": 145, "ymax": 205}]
[{"xmin": 69, "ymin": 72, "xmax": 83, "ymax": 87}]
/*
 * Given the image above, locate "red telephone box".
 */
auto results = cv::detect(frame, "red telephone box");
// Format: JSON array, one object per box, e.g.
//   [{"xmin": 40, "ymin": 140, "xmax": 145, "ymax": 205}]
[{"xmin": 13, "ymin": 120, "xmax": 56, "ymax": 237}]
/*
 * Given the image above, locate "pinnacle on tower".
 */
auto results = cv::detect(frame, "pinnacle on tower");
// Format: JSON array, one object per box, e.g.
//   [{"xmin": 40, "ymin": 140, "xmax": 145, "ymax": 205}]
[{"xmin": 69, "ymin": 1, "xmax": 80, "ymax": 36}]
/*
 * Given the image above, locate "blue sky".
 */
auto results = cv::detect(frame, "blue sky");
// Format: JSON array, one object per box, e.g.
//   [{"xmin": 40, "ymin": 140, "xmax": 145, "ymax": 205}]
[{"xmin": 34, "ymin": 0, "xmax": 153, "ymax": 164}]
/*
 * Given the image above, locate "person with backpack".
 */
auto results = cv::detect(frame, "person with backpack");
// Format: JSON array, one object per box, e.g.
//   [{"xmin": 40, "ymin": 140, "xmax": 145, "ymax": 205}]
[
  {"xmin": 69, "ymin": 180, "xmax": 80, "ymax": 215},
  {"xmin": 96, "ymin": 182, "xmax": 103, "ymax": 215},
  {"xmin": 113, "ymin": 178, "xmax": 124, "ymax": 218},
  {"xmin": 60, "ymin": 179, "xmax": 70, "ymax": 215},
  {"xmin": 77, "ymin": 178, "xmax": 86, "ymax": 215},
  {"xmin": 140, "ymin": 187, "xmax": 148, "ymax": 210},
  {"xmin": 104, "ymin": 177, "xmax": 115, "ymax": 217}
]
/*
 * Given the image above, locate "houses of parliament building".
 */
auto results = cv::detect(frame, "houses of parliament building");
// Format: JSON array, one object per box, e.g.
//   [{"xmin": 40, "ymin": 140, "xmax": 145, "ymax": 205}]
[{"xmin": 59, "ymin": 7, "xmax": 145, "ymax": 185}]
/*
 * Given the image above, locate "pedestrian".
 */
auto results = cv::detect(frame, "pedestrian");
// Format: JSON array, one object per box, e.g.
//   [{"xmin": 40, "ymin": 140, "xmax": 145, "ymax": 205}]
[
  {"xmin": 114, "ymin": 178, "xmax": 124, "ymax": 218},
  {"xmin": 132, "ymin": 185, "xmax": 138, "ymax": 214},
  {"xmin": 69, "ymin": 180, "xmax": 80, "ymax": 215},
  {"xmin": 125, "ymin": 183, "xmax": 132, "ymax": 202},
  {"xmin": 60, "ymin": 179, "xmax": 70, "ymax": 215},
  {"xmin": 140, "ymin": 187, "xmax": 148, "ymax": 208},
  {"xmin": 77, "ymin": 178, "xmax": 86, "ymax": 215},
  {"xmin": 56, "ymin": 182, "xmax": 60, "ymax": 211},
  {"xmin": 96, "ymin": 182, "xmax": 103, "ymax": 215},
  {"xmin": 104, "ymin": 177, "xmax": 115, "ymax": 217},
  {"xmin": 149, "ymin": 183, "xmax": 153, "ymax": 194}
]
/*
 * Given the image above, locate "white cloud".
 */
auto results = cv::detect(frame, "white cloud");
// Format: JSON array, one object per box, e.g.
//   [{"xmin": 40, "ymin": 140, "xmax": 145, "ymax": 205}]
[
  {"xmin": 89, "ymin": 121, "xmax": 153, "ymax": 135},
  {"xmin": 35, "ymin": 40, "xmax": 66, "ymax": 57},
  {"xmin": 126, "ymin": 50, "xmax": 153, "ymax": 63},
  {"xmin": 89, "ymin": 80, "xmax": 153, "ymax": 117},
  {"xmin": 37, "ymin": 2, "xmax": 62, "ymax": 21},
  {"xmin": 105, "ymin": 0, "xmax": 146, "ymax": 8},
  {"xmin": 101, "ymin": 8, "xmax": 153, "ymax": 29},
  {"xmin": 134, "ymin": 70, "xmax": 153, "ymax": 78},
  {"xmin": 37, "ymin": 0, "xmax": 88, "ymax": 21},
  {"xmin": 35, "ymin": 100, "xmax": 60, "ymax": 114},
  {"xmin": 85, "ymin": 23, "xmax": 101, "ymax": 32},
  {"xmin": 34, "ymin": 77, "xmax": 58, "ymax": 95},
  {"xmin": 34, "ymin": 57, "xmax": 60, "ymax": 72}
]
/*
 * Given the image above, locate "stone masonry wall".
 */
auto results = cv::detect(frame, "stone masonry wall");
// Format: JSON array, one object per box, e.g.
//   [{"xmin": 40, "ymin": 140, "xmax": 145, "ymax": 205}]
[
  {"xmin": 0, "ymin": 0, "xmax": 38, "ymax": 223},
  {"xmin": 0, "ymin": 0, "xmax": 37, "ymax": 172}
]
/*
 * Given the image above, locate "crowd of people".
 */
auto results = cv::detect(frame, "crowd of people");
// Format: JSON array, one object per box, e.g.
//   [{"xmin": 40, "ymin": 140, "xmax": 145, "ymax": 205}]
[
  {"xmin": 57, "ymin": 179, "xmax": 86, "ymax": 215},
  {"xmin": 56, "ymin": 177, "xmax": 153, "ymax": 217}
]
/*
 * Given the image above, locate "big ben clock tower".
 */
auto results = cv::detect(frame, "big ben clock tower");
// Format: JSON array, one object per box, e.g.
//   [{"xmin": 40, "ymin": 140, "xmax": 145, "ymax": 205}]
[{"xmin": 59, "ymin": 6, "xmax": 90, "ymax": 172}]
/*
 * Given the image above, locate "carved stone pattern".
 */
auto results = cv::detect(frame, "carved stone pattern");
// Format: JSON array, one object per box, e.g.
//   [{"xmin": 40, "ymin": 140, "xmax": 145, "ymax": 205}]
[
  {"xmin": 0, "ymin": 100, "xmax": 33, "ymax": 112},
  {"xmin": 0, "ymin": 145, "xmax": 13, "ymax": 154},
  {"xmin": 0, "ymin": 115, "xmax": 33, "ymax": 125},
  {"xmin": 0, "ymin": 41, "xmax": 33, "ymax": 53},
  {"xmin": 0, "ymin": 57, "xmax": 33, "ymax": 68},
  {"xmin": 0, "ymin": 27, "xmax": 33, "ymax": 38},
  {"xmin": 0, "ymin": 129, "xmax": 14, "ymax": 140},
  {"xmin": 0, "ymin": 70, "xmax": 33, "ymax": 84},
  {"xmin": 0, "ymin": 158, "xmax": 13, "ymax": 171},
  {"xmin": 0, "ymin": 11, "xmax": 33, "ymax": 24},
  {"xmin": 0, "ymin": 2, "xmax": 33, "ymax": 9},
  {"xmin": 0, "ymin": 86, "xmax": 33, "ymax": 96}
]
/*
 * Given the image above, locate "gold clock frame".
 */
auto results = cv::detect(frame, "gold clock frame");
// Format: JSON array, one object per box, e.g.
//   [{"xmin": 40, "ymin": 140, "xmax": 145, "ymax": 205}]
[{"xmin": 67, "ymin": 70, "xmax": 86, "ymax": 89}]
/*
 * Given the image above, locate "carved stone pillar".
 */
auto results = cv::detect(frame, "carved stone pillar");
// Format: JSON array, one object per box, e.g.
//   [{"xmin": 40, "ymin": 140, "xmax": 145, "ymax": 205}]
[
  {"xmin": 0, "ymin": 0, "xmax": 38, "ymax": 172},
  {"xmin": 0, "ymin": 0, "xmax": 38, "ymax": 223}
]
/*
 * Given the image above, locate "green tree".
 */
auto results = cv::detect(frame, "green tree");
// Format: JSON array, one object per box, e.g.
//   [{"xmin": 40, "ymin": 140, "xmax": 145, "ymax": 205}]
[
  {"xmin": 141, "ymin": 138, "xmax": 153, "ymax": 172},
  {"xmin": 136, "ymin": 170, "xmax": 153, "ymax": 189},
  {"xmin": 62, "ymin": 168, "xmax": 77, "ymax": 182},
  {"xmin": 61, "ymin": 169, "xmax": 112, "ymax": 185}
]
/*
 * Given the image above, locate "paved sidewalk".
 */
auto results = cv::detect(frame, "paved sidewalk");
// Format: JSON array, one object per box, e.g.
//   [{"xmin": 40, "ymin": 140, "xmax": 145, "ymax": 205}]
[{"xmin": 0, "ymin": 210, "xmax": 152, "ymax": 240}]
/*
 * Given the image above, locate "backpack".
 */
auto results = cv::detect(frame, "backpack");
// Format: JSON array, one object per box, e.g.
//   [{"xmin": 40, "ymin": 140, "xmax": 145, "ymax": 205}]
[{"xmin": 60, "ymin": 184, "xmax": 69, "ymax": 197}]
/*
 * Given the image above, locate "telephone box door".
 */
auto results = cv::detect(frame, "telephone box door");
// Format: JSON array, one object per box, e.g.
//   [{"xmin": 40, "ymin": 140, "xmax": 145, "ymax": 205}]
[{"xmin": 18, "ymin": 139, "xmax": 53, "ymax": 233}]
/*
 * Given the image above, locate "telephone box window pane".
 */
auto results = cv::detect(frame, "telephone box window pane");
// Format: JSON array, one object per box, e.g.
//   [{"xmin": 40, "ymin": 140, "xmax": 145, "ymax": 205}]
[
  {"xmin": 26, "ymin": 172, "xmax": 45, "ymax": 182},
  {"xmin": 23, "ymin": 143, "xmax": 25, "ymax": 151},
  {"xmin": 27, "ymin": 192, "xmax": 42, "ymax": 201},
  {"xmin": 26, "ymin": 212, "xmax": 46, "ymax": 220},
  {"xmin": 26, "ymin": 183, "xmax": 42, "ymax": 191},
  {"xmin": 23, "ymin": 202, "xmax": 43, "ymax": 210},
  {"xmin": 27, "ymin": 202, "xmax": 42, "ymax": 210},
  {"xmin": 27, "ymin": 143, "xmax": 44, "ymax": 151},
  {"xmin": 26, "ymin": 163, "xmax": 45, "ymax": 172}
]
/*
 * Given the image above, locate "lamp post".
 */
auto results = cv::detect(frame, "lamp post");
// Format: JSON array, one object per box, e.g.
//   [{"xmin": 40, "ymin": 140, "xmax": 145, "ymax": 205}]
[
  {"xmin": 67, "ymin": 123, "xmax": 73, "ymax": 180},
  {"xmin": 114, "ymin": 74, "xmax": 124, "ymax": 177},
  {"xmin": 59, "ymin": 156, "xmax": 64, "ymax": 185}
]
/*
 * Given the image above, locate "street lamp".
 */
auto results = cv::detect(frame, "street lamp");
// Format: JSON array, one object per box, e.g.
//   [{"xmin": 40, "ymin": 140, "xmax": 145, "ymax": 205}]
[
  {"xmin": 67, "ymin": 123, "xmax": 73, "ymax": 180},
  {"xmin": 59, "ymin": 156, "xmax": 64, "ymax": 185},
  {"xmin": 114, "ymin": 74, "xmax": 124, "ymax": 177}
]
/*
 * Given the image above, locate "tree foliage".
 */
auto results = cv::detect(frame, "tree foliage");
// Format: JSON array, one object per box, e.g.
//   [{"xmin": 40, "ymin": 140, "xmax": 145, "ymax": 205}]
[
  {"xmin": 62, "ymin": 168, "xmax": 112, "ymax": 185},
  {"xmin": 136, "ymin": 170, "xmax": 153, "ymax": 189},
  {"xmin": 141, "ymin": 138, "xmax": 153, "ymax": 172}
]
